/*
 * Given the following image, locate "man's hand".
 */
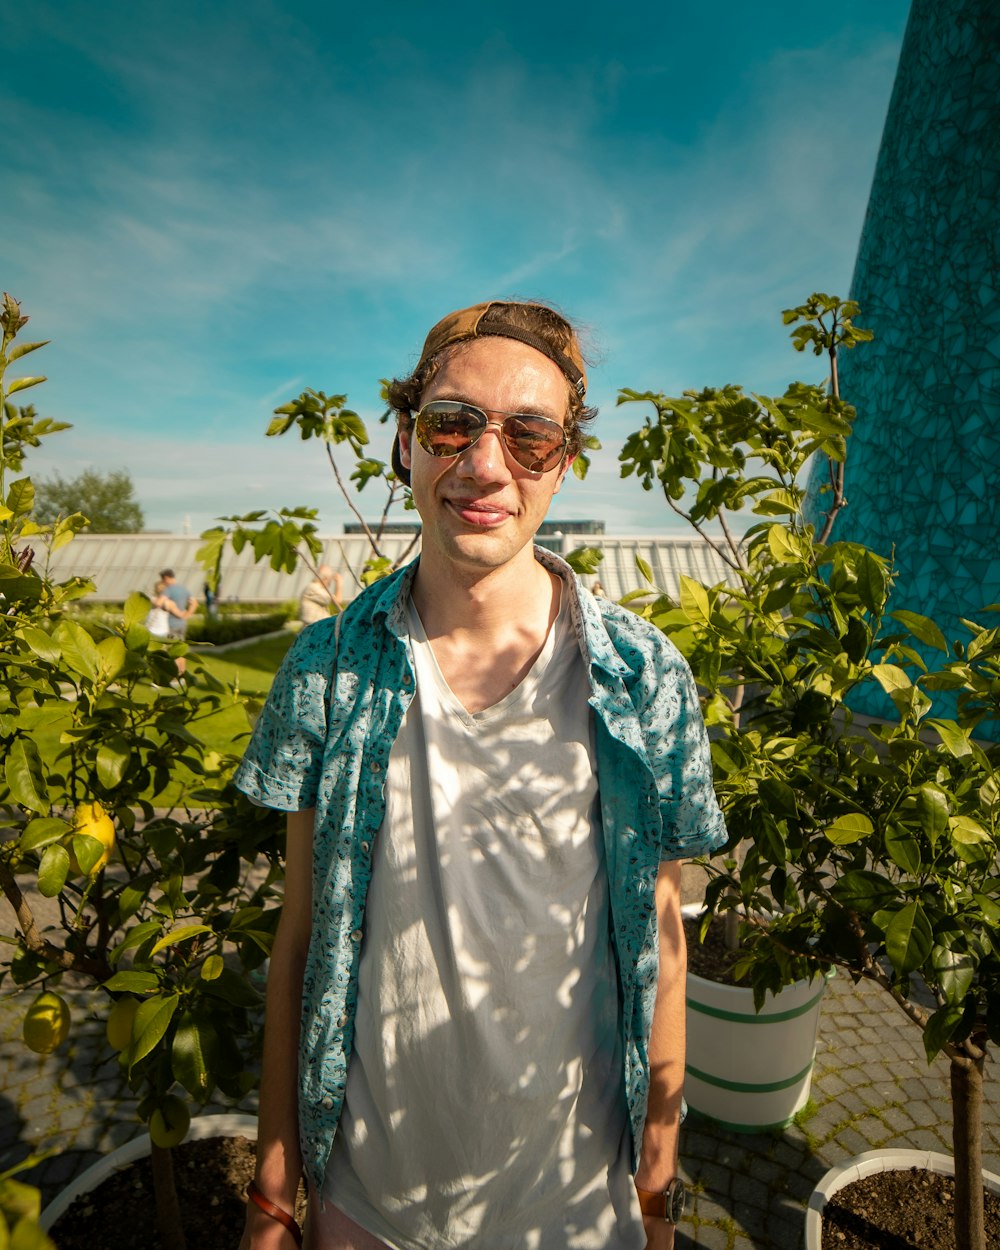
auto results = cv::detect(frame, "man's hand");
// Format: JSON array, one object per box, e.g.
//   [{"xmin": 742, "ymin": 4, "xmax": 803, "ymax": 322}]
[
  {"xmin": 238, "ymin": 1205, "xmax": 301, "ymax": 1249},
  {"xmin": 643, "ymin": 1213, "xmax": 676, "ymax": 1250}
]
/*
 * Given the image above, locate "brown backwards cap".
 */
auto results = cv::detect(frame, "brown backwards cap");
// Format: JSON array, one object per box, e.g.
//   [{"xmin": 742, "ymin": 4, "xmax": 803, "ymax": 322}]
[{"xmin": 391, "ymin": 301, "xmax": 587, "ymax": 484}]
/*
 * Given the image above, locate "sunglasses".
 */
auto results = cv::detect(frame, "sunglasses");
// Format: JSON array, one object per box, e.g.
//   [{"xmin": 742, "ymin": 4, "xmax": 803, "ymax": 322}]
[{"xmin": 413, "ymin": 400, "xmax": 569, "ymax": 473}]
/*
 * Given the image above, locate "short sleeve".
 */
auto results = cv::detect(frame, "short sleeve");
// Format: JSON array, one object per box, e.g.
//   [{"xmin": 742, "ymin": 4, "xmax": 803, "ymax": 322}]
[
  {"xmin": 657, "ymin": 660, "xmax": 727, "ymax": 860},
  {"xmin": 232, "ymin": 623, "xmax": 336, "ymax": 812},
  {"xmin": 632, "ymin": 633, "xmax": 727, "ymax": 862}
]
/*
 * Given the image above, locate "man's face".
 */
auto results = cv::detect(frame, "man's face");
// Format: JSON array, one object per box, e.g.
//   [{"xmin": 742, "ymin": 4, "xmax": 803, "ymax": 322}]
[{"xmin": 398, "ymin": 337, "xmax": 574, "ymax": 578}]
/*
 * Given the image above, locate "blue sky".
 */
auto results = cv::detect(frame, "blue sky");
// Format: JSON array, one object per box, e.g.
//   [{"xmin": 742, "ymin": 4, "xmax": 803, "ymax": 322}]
[{"xmin": 2, "ymin": 0, "xmax": 911, "ymax": 535}]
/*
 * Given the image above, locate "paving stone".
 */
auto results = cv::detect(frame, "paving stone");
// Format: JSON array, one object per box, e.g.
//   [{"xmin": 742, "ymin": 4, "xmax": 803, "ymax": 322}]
[
  {"xmin": 682, "ymin": 1224, "xmax": 729, "ymax": 1249},
  {"xmin": 907, "ymin": 1126, "xmax": 950, "ymax": 1153},
  {"xmin": 690, "ymin": 1160, "xmax": 733, "ymax": 1200},
  {"xmin": 690, "ymin": 1185, "xmax": 730, "ymax": 1225},
  {"xmin": 835, "ymin": 1126, "xmax": 874, "ymax": 1156}
]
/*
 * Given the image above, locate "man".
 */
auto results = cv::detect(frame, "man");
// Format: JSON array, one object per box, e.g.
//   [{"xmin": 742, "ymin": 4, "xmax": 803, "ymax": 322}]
[
  {"xmin": 158, "ymin": 568, "xmax": 198, "ymax": 639},
  {"xmin": 235, "ymin": 301, "xmax": 726, "ymax": 1250},
  {"xmin": 157, "ymin": 568, "xmax": 197, "ymax": 675},
  {"xmin": 299, "ymin": 564, "xmax": 344, "ymax": 626}
]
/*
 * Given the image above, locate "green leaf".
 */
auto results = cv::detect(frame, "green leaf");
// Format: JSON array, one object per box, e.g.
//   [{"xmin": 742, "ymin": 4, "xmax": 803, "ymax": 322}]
[
  {"xmin": 19, "ymin": 818, "xmax": 70, "ymax": 853},
  {"xmin": 96, "ymin": 636, "xmax": 127, "ymax": 681},
  {"xmin": 885, "ymin": 901, "xmax": 933, "ymax": 976},
  {"xmin": 172, "ymin": 1009, "xmax": 216, "ymax": 1098},
  {"xmin": 924, "ymin": 1004, "xmax": 964, "ymax": 1060},
  {"xmin": 885, "ymin": 824, "xmax": 921, "ymax": 874},
  {"xmin": 5, "ymin": 478, "xmax": 35, "ymax": 518},
  {"xmin": 130, "ymin": 994, "xmax": 180, "ymax": 1069},
  {"xmin": 824, "ymin": 813, "xmax": 874, "ymax": 845},
  {"xmin": 8, "ymin": 339, "xmax": 50, "ymax": 361},
  {"xmin": 565, "ymin": 546, "xmax": 604, "ymax": 576},
  {"xmin": 18, "ymin": 626, "xmax": 61, "ymax": 665},
  {"xmin": 870, "ymin": 663, "xmax": 911, "ymax": 693},
  {"xmin": 71, "ymin": 833, "xmax": 104, "ymax": 876},
  {"xmin": 635, "ymin": 555, "xmax": 653, "ymax": 584},
  {"xmin": 830, "ymin": 870, "xmax": 898, "ymax": 912},
  {"xmin": 123, "ymin": 591, "xmax": 150, "ymax": 630},
  {"xmin": 926, "ymin": 719, "xmax": 971, "ymax": 758},
  {"xmin": 96, "ymin": 735, "xmax": 131, "ymax": 789},
  {"xmin": 36, "ymin": 845, "xmax": 70, "ymax": 897},
  {"xmin": 5, "ymin": 739, "xmax": 48, "ymax": 813},
  {"xmin": 917, "ymin": 784, "xmax": 949, "ymax": 845},
  {"xmin": 102, "ymin": 970, "xmax": 160, "ymax": 994},
  {"xmin": 678, "ymin": 575, "xmax": 711, "ymax": 623},
  {"xmin": 890, "ymin": 610, "xmax": 947, "ymax": 652},
  {"xmin": 855, "ymin": 552, "xmax": 887, "ymax": 614},
  {"xmin": 930, "ymin": 945, "xmax": 975, "ymax": 1006},
  {"xmin": 148, "ymin": 924, "xmax": 213, "ymax": 957},
  {"xmin": 766, "ymin": 526, "xmax": 801, "ymax": 564},
  {"xmin": 751, "ymin": 488, "xmax": 798, "ymax": 517},
  {"xmin": 949, "ymin": 815, "xmax": 990, "ymax": 845},
  {"xmin": 6, "ymin": 376, "xmax": 45, "ymax": 396},
  {"xmin": 200, "ymin": 955, "xmax": 224, "ymax": 981},
  {"xmin": 53, "ymin": 621, "xmax": 99, "ymax": 681}
]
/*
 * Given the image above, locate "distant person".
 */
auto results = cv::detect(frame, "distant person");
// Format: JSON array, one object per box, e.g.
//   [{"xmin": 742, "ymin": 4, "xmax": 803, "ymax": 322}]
[
  {"xmin": 299, "ymin": 563, "xmax": 343, "ymax": 626},
  {"xmin": 158, "ymin": 569, "xmax": 198, "ymax": 675},
  {"xmin": 145, "ymin": 578, "xmax": 187, "ymax": 639},
  {"xmin": 204, "ymin": 580, "xmax": 220, "ymax": 619}
]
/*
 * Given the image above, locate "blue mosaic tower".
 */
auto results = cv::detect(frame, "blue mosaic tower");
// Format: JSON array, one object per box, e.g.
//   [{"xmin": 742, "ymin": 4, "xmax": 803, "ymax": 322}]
[{"xmin": 805, "ymin": 0, "xmax": 1000, "ymax": 724}]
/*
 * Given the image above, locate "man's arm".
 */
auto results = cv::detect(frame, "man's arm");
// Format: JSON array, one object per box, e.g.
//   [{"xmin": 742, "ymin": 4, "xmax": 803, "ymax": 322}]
[
  {"xmin": 239, "ymin": 809, "xmax": 314, "ymax": 1249},
  {"xmin": 634, "ymin": 858, "xmax": 686, "ymax": 1250}
]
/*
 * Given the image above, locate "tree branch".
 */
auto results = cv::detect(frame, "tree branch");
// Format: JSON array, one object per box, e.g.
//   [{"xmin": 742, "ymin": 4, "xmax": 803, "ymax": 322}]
[{"xmin": 0, "ymin": 858, "xmax": 110, "ymax": 979}]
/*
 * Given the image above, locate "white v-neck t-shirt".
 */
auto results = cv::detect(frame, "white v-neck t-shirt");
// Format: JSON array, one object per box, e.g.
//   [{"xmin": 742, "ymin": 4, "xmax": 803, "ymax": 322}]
[{"xmin": 320, "ymin": 595, "xmax": 644, "ymax": 1249}]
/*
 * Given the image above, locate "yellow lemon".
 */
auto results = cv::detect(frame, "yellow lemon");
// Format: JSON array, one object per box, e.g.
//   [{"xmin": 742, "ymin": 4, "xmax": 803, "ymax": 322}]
[
  {"xmin": 68, "ymin": 801, "xmax": 116, "ymax": 876},
  {"xmin": 106, "ymin": 995, "xmax": 140, "ymax": 1051},
  {"xmin": 149, "ymin": 1095, "xmax": 191, "ymax": 1149},
  {"xmin": 22, "ymin": 991, "xmax": 71, "ymax": 1055}
]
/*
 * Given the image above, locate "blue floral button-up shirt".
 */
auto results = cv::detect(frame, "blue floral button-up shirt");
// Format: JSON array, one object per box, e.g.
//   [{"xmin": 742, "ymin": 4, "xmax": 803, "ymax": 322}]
[{"xmin": 234, "ymin": 549, "xmax": 726, "ymax": 1196}]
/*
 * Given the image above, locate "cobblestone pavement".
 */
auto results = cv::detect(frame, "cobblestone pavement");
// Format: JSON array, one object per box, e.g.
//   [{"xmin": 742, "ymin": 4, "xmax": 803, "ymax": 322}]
[{"xmin": 1, "ymin": 950, "xmax": 997, "ymax": 1247}]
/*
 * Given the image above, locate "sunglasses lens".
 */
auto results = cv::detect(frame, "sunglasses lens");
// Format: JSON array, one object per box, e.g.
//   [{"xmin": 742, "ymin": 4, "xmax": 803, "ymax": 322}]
[
  {"xmin": 415, "ymin": 402, "xmax": 567, "ymax": 471},
  {"xmin": 502, "ymin": 417, "xmax": 567, "ymax": 471},
  {"xmin": 416, "ymin": 404, "xmax": 483, "ymax": 457}
]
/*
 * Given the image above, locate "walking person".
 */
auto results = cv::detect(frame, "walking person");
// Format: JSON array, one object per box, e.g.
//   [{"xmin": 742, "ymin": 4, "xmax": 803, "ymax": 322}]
[{"xmin": 235, "ymin": 300, "xmax": 726, "ymax": 1250}]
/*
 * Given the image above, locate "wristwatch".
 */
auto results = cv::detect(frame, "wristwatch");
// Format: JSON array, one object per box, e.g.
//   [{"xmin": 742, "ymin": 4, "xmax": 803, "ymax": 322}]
[{"xmin": 636, "ymin": 1178, "xmax": 687, "ymax": 1223}]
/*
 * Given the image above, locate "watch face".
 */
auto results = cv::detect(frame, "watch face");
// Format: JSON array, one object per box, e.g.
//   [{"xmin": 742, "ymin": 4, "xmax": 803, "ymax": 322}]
[{"xmin": 667, "ymin": 1179, "xmax": 687, "ymax": 1223}]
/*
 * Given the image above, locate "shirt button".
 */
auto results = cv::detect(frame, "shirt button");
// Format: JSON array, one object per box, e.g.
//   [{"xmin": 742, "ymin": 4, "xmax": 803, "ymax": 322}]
[
  {"xmin": 337, "ymin": 1013, "xmax": 348, "ymax": 1028},
  {"xmin": 370, "ymin": 760, "xmax": 382, "ymax": 773},
  {"xmin": 402, "ymin": 672, "xmax": 412, "ymax": 685},
  {"xmin": 351, "ymin": 929, "xmax": 363, "ymax": 942},
  {"xmin": 321, "ymin": 1096, "xmax": 334, "ymax": 1110},
  {"xmin": 360, "ymin": 841, "xmax": 370, "ymax": 854}
]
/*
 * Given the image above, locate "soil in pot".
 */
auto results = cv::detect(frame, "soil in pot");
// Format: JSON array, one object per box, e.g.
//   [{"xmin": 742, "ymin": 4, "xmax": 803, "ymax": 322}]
[
  {"xmin": 48, "ymin": 1135, "xmax": 308, "ymax": 1250},
  {"xmin": 683, "ymin": 912, "xmax": 745, "ymax": 986},
  {"xmin": 822, "ymin": 1166, "xmax": 1000, "ymax": 1249}
]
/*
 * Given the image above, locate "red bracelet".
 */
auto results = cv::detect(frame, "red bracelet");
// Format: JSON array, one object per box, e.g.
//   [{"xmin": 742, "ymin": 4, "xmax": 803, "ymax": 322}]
[{"xmin": 246, "ymin": 1179, "xmax": 303, "ymax": 1247}]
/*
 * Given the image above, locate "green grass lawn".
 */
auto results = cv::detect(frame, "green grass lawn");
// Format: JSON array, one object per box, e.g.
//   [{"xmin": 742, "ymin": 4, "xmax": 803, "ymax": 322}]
[{"xmin": 26, "ymin": 630, "xmax": 297, "ymax": 810}]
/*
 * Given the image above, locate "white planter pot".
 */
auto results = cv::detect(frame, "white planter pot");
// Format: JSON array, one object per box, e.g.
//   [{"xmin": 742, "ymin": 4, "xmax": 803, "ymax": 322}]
[
  {"xmin": 683, "ymin": 906, "xmax": 828, "ymax": 1132},
  {"xmin": 40, "ymin": 1112, "xmax": 258, "ymax": 1232},
  {"xmin": 804, "ymin": 1148, "xmax": 1000, "ymax": 1250}
]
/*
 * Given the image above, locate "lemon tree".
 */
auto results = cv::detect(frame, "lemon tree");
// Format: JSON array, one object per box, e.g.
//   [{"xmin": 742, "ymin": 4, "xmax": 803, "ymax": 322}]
[
  {"xmin": 619, "ymin": 295, "xmax": 1000, "ymax": 1250},
  {"xmin": 0, "ymin": 295, "xmax": 286, "ymax": 1250}
]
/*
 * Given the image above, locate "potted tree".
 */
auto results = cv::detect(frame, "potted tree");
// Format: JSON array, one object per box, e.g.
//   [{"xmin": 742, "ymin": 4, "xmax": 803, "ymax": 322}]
[
  {"xmin": 0, "ymin": 294, "xmax": 286, "ymax": 1250},
  {"xmin": 616, "ymin": 294, "xmax": 999, "ymax": 1250}
]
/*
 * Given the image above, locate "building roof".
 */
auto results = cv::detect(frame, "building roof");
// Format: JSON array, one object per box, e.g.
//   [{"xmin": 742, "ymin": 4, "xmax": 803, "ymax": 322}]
[{"xmin": 41, "ymin": 531, "xmax": 737, "ymax": 605}]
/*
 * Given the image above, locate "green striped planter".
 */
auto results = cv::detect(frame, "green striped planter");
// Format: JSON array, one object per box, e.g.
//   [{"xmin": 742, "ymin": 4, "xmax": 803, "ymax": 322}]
[{"xmin": 684, "ymin": 962, "xmax": 828, "ymax": 1132}]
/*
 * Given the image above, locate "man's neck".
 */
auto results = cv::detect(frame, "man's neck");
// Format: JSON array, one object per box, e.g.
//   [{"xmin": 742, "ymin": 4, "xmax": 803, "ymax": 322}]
[
  {"xmin": 411, "ymin": 545, "xmax": 554, "ymax": 640},
  {"xmin": 410, "ymin": 549, "xmax": 563, "ymax": 714}
]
